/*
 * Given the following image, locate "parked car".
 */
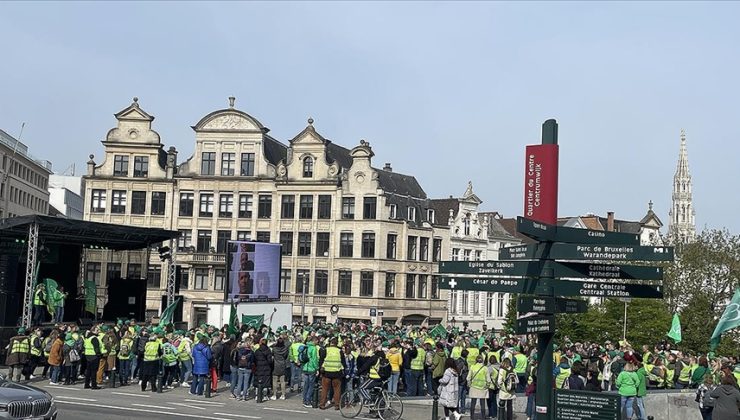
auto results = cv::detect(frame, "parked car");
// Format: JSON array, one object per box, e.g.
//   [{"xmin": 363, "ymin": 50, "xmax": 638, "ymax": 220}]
[{"xmin": 0, "ymin": 374, "xmax": 57, "ymax": 419}]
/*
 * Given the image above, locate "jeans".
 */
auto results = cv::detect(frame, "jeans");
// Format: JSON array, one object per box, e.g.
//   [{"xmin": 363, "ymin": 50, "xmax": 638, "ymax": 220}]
[
  {"xmin": 54, "ymin": 306, "xmax": 64, "ymax": 323},
  {"xmin": 403, "ymin": 370, "xmax": 412, "ymax": 393},
  {"xmin": 499, "ymin": 399, "xmax": 513, "ymax": 420},
  {"xmin": 118, "ymin": 359, "xmax": 131, "ymax": 384},
  {"xmin": 229, "ymin": 365, "xmax": 238, "ymax": 396},
  {"xmin": 488, "ymin": 390, "xmax": 498, "ymax": 418},
  {"xmin": 635, "ymin": 396, "xmax": 647, "ymax": 420},
  {"xmin": 470, "ymin": 398, "xmax": 487, "ymax": 419},
  {"xmin": 50, "ymin": 365, "xmax": 61, "ymax": 383},
  {"xmin": 621, "ymin": 396, "xmax": 635, "ymax": 419},
  {"xmin": 388, "ymin": 372, "xmax": 400, "ymax": 394},
  {"xmin": 526, "ymin": 393, "xmax": 536, "ymax": 418},
  {"xmin": 290, "ymin": 363, "xmax": 302, "ymax": 390},
  {"xmin": 191, "ymin": 374, "xmax": 206, "ymax": 395},
  {"xmin": 236, "ymin": 368, "xmax": 252, "ymax": 398},
  {"xmin": 458, "ymin": 384, "xmax": 468, "ymax": 413},
  {"xmin": 180, "ymin": 359, "xmax": 192, "ymax": 383},
  {"xmin": 517, "ymin": 374, "xmax": 527, "ymax": 393},
  {"xmin": 302, "ymin": 372, "xmax": 316, "ymax": 405},
  {"xmin": 410, "ymin": 370, "xmax": 424, "ymax": 396},
  {"xmin": 33, "ymin": 305, "xmax": 45, "ymax": 325},
  {"xmin": 425, "ymin": 370, "xmax": 434, "ymax": 395}
]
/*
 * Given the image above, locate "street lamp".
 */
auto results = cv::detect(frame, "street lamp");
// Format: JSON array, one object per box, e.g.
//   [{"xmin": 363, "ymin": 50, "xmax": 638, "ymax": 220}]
[{"xmin": 300, "ymin": 273, "xmax": 308, "ymax": 324}]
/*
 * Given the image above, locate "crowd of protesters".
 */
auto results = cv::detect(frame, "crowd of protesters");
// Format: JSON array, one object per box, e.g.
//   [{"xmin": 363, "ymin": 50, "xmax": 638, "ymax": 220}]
[{"xmin": 4, "ymin": 320, "xmax": 740, "ymax": 420}]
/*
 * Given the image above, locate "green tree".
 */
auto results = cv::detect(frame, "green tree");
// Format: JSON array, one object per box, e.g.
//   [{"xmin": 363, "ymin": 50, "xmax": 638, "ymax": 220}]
[{"xmin": 502, "ymin": 293, "xmax": 518, "ymax": 334}]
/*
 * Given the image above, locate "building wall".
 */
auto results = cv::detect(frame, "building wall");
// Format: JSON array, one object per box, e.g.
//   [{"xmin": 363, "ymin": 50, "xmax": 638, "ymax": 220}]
[
  {"xmin": 0, "ymin": 130, "xmax": 52, "ymax": 218},
  {"xmin": 49, "ymin": 187, "xmax": 84, "ymax": 219}
]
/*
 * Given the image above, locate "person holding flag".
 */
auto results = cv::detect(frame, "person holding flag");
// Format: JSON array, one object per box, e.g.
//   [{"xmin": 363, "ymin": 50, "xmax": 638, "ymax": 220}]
[{"xmin": 667, "ymin": 313, "xmax": 682, "ymax": 344}]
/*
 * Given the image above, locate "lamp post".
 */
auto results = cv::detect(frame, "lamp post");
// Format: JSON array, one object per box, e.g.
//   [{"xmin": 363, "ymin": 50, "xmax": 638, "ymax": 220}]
[{"xmin": 300, "ymin": 273, "xmax": 308, "ymax": 324}]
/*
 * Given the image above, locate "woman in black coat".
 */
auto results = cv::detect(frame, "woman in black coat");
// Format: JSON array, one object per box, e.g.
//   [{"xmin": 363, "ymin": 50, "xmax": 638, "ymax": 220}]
[{"xmin": 253, "ymin": 338, "xmax": 273, "ymax": 401}]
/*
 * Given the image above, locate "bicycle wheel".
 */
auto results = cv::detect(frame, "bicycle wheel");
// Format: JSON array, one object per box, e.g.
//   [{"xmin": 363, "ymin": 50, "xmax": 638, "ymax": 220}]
[
  {"xmin": 378, "ymin": 391, "xmax": 403, "ymax": 420},
  {"xmin": 339, "ymin": 389, "xmax": 364, "ymax": 418}
]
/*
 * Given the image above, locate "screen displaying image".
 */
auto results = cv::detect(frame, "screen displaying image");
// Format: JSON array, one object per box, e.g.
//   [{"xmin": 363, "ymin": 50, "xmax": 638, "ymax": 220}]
[{"xmin": 225, "ymin": 241, "xmax": 281, "ymax": 302}]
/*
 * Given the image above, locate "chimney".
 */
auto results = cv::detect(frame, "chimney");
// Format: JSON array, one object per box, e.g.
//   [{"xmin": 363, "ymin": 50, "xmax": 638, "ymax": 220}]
[
  {"xmin": 383, "ymin": 163, "xmax": 392, "ymax": 172},
  {"xmin": 607, "ymin": 211, "xmax": 615, "ymax": 232}
]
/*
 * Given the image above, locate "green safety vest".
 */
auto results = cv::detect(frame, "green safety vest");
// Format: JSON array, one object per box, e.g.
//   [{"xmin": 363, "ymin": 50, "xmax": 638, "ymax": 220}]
[
  {"xmin": 118, "ymin": 338, "xmax": 134, "ymax": 360},
  {"xmin": 470, "ymin": 363, "xmax": 488, "ymax": 390},
  {"xmin": 466, "ymin": 347, "xmax": 480, "ymax": 367},
  {"xmin": 290, "ymin": 342, "xmax": 303, "ymax": 363},
  {"xmin": 665, "ymin": 367, "xmax": 675, "ymax": 387},
  {"xmin": 42, "ymin": 337, "xmax": 51, "ymax": 357},
  {"xmin": 323, "ymin": 346, "xmax": 342, "ymax": 373},
  {"xmin": 678, "ymin": 364, "xmax": 691, "ymax": 384},
  {"xmin": 29, "ymin": 334, "xmax": 41, "ymax": 356},
  {"xmin": 11, "ymin": 337, "xmax": 30, "ymax": 355},
  {"xmin": 450, "ymin": 346, "xmax": 463, "ymax": 360},
  {"xmin": 556, "ymin": 367, "xmax": 571, "ymax": 388},
  {"xmin": 733, "ymin": 371, "xmax": 740, "ymax": 385},
  {"xmin": 411, "ymin": 348, "xmax": 426, "ymax": 371},
  {"xmin": 514, "ymin": 354, "xmax": 528, "ymax": 375},
  {"xmin": 33, "ymin": 290, "xmax": 43, "ymax": 305},
  {"xmin": 162, "ymin": 344, "xmax": 177, "ymax": 365},
  {"xmin": 83, "ymin": 337, "xmax": 97, "ymax": 356},
  {"xmin": 177, "ymin": 339, "xmax": 192, "ymax": 361},
  {"xmin": 144, "ymin": 341, "xmax": 161, "ymax": 361},
  {"xmin": 488, "ymin": 366, "xmax": 499, "ymax": 390}
]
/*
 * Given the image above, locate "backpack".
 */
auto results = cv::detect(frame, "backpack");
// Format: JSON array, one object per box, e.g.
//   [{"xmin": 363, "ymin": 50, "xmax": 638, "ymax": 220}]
[
  {"xmin": 298, "ymin": 345, "xmax": 309, "ymax": 364},
  {"xmin": 504, "ymin": 371, "xmax": 518, "ymax": 393},
  {"xmin": 425, "ymin": 351, "xmax": 434, "ymax": 367},
  {"xmin": 44, "ymin": 338, "xmax": 53, "ymax": 354},
  {"xmin": 377, "ymin": 358, "xmax": 392, "ymax": 380},
  {"xmin": 238, "ymin": 350, "xmax": 253, "ymax": 369},
  {"xmin": 68, "ymin": 348, "xmax": 81, "ymax": 363},
  {"xmin": 602, "ymin": 361, "xmax": 614, "ymax": 382},
  {"xmin": 456, "ymin": 358, "xmax": 469, "ymax": 386}
]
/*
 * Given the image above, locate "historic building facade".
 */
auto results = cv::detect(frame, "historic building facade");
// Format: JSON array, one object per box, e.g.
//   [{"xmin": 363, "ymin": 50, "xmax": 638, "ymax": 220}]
[
  {"xmin": 0, "ymin": 129, "xmax": 52, "ymax": 219},
  {"xmin": 83, "ymin": 98, "xmax": 450, "ymax": 326},
  {"xmin": 668, "ymin": 129, "xmax": 696, "ymax": 244}
]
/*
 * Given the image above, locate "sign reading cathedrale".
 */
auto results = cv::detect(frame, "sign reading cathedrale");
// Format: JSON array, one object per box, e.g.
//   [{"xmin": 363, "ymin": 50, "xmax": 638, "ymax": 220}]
[{"xmin": 225, "ymin": 241, "xmax": 282, "ymax": 302}]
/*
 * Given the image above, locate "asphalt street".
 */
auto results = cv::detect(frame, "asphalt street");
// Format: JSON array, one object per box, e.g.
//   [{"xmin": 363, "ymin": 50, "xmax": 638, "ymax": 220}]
[{"xmin": 34, "ymin": 380, "xmax": 434, "ymax": 420}]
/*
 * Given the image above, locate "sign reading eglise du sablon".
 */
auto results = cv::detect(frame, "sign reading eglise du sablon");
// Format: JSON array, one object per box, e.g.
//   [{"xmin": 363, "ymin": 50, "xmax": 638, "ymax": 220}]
[
  {"xmin": 438, "ymin": 260, "xmax": 539, "ymax": 276},
  {"xmin": 517, "ymin": 216, "xmax": 640, "ymax": 245}
]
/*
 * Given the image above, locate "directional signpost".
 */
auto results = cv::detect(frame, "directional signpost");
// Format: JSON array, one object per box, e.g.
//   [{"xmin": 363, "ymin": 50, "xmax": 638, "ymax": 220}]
[
  {"xmin": 438, "ymin": 260, "xmax": 540, "ymax": 276},
  {"xmin": 518, "ymin": 296, "xmax": 588, "ymax": 314},
  {"xmin": 554, "ymin": 389, "xmax": 620, "ymax": 420},
  {"xmin": 549, "ymin": 243, "xmax": 674, "ymax": 262},
  {"xmin": 551, "ymin": 261, "xmax": 663, "ymax": 281},
  {"xmin": 516, "ymin": 314, "xmax": 555, "ymax": 334}
]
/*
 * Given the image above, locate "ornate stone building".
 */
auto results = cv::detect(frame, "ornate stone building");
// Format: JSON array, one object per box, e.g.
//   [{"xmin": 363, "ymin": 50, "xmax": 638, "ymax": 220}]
[
  {"xmin": 668, "ymin": 129, "xmax": 696, "ymax": 244},
  {"xmin": 82, "ymin": 98, "xmax": 450, "ymax": 326}
]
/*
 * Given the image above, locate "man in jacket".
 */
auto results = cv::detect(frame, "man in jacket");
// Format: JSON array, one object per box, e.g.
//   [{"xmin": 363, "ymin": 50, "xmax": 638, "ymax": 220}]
[
  {"xmin": 431, "ymin": 342, "xmax": 447, "ymax": 395},
  {"xmin": 289, "ymin": 335, "xmax": 304, "ymax": 392},
  {"xmin": 5, "ymin": 328, "xmax": 30, "ymax": 382},
  {"xmin": 25, "ymin": 327, "xmax": 43, "ymax": 380},
  {"xmin": 83, "ymin": 330, "xmax": 102, "ymax": 389},
  {"xmin": 301, "ymin": 336, "xmax": 320, "ymax": 408},
  {"xmin": 140, "ymin": 335, "xmax": 162, "ymax": 392},
  {"xmin": 319, "ymin": 337, "xmax": 346, "ymax": 410}
]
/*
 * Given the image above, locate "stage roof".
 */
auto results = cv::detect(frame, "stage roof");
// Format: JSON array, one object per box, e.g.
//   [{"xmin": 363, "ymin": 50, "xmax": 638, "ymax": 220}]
[{"xmin": 0, "ymin": 215, "xmax": 179, "ymax": 250}]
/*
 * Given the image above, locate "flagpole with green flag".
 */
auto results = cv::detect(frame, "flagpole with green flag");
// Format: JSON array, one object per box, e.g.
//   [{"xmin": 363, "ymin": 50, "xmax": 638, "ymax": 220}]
[
  {"xmin": 159, "ymin": 297, "xmax": 181, "ymax": 327},
  {"xmin": 666, "ymin": 313, "xmax": 682, "ymax": 343},
  {"xmin": 710, "ymin": 288, "xmax": 740, "ymax": 351},
  {"xmin": 227, "ymin": 301, "xmax": 239, "ymax": 336}
]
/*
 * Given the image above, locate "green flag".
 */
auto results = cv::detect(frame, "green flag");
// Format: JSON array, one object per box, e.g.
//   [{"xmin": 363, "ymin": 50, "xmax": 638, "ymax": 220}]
[
  {"xmin": 429, "ymin": 324, "xmax": 446, "ymax": 338},
  {"xmin": 158, "ymin": 297, "xmax": 181, "ymax": 327},
  {"xmin": 84, "ymin": 280, "xmax": 96, "ymax": 315},
  {"xmin": 666, "ymin": 313, "xmax": 682, "ymax": 343},
  {"xmin": 710, "ymin": 288, "xmax": 740, "ymax": 351},
  {"xmin": 227, "ymin": 302, "xmax": 239, "ymax": 336},
  {"xmin": 42, "ymin": 278, "xmax": 65, "ymax": 316},
  {"xmin": 241, "ymin": 314, "xmax": 264, "ymax": 330}
]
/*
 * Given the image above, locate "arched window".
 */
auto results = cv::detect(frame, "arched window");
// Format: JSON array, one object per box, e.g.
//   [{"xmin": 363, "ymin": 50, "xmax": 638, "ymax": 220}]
[{"xmin": 302, "ymin": 156, "xmax": 313, "ymax": 178}]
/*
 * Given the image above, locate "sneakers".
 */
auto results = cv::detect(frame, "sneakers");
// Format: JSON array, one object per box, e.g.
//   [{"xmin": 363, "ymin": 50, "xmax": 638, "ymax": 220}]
[
  {"xmin": 279, "ymin": 395, "xmax": 286, "ymax": 400},
  {"xmin": 303, "ymin": 403, "xmax": 312, "ymax": 408},
  {"xmin": 453, "ymin": 412, "xmax": 464, "ymax": 420},
  {"xmin": 49, "ymin": 382, "xmax": 58, "ymax": 385},
  {"xmin": 188, "ymin": 391, "xmax": 197, "ymax": 396},
  {"xmin": 270, "ymin": 395, "xmax": 277, "ymax": 401}
]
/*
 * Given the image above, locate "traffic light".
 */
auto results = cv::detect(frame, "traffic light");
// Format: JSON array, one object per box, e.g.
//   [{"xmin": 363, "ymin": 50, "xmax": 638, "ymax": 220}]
[{"xmin": 158, "ymin": 246, "xmax": 171, "ymax": 261}]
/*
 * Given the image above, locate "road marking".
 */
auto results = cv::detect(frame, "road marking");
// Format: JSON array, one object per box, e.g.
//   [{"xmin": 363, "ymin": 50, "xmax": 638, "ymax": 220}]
[
  {"xmin": 184, "ymin": 399, "xmax": 225, "ymax": 405},
  {"xmin": 132, "ymin": 403, "xmax": 172, "ymax": 410},
  {"xmin": 261, "ymin": 407, "xmax": 309, "ymax": 414},
  {"xmin": 43, "ymin": 385, "xmax": 82, "ymax": 391},
  {"xmin": 213, "ymin": 413, "xmax": 261, "ymax": 419},
  {"xmin": 54, "ymin": 395, "xmax": 97, "ymax": 402},
  {"xmin": 112, "ymin": 391, "xmax": 152, "ymax": 398},
  {"xmin": 55, "ymin": 400, "xmax": 247, "ymax": 420},
  {"xmin": 169, "ymin": 402, "xmax": 206, "ymax": 410}
]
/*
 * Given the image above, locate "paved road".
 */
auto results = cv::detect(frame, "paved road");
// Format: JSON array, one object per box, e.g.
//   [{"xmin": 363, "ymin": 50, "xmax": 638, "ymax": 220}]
[{"xmin": 33, "ymin": 380, "xmax": 433, "ymax": 420}]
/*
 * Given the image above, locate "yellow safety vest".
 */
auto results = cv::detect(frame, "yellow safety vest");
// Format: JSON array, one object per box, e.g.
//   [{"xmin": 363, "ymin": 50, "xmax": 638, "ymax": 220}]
[
  {"xmin": 467, "ymin": 347, "xmax": 480, "ymax": 367},
  {"xmin": 11, "ymin": 337, "xmax": 30, "ymax": 355},
  {"xmin": 178, "ymin": 339, "xmax": 192, "ymax": 361},
  {"xmin": 323, "ymin": 346, "xmax": 342, "ymax": 373},
  {"xmin": 42, "ymin": 337, "xmax": 51, "ymax": 357},
  {"xmin": 118, "ymin": 338, "xmax": 134, "ymax": 360},
  {"xmin": 369, "ymin": 358, "xmax": 381, "ymax": 380},
  {"xmin": 733, "ymin": 371, "xmax": 740, "ymax": 385},
  {"xmin": 144, "ymin": 341, "xmax": 161, "ymax": 361},
  {"xmin": 556, "ymin": 367, "xmax": 571, "ymax": 388},
  {"xmin": 411, "ymin": 348, "xmax": 426, "ymax": 371},
  {"xmin": 97, "ymin": 333, "xmax": 108, "ymax": 355},
  {"xmin": 29, "ymin": 334, "xmax": 41, "ymax": 356},
  {"xmin": 451, "ymin": 346, "xmax": 463, "ymax": 360},
  {"xmin": 33, "ymin": 290, "xmax": 43, "ymax": 305},
  {"xmin": 470, "ymin": 363, "xmax": 488, "ymax": 390},
  {"xmin": 665, "ymin": 367, "xmax": 675, "ymax": 388},
  {"xmin": 514, "ymin": 354, "xmax": 528, "ymax": 375},
  {"xmin": 83, "ymin": 337, "xmax": 97, "ymax": 356},
  {"xmin": 678, "ymin": 364, "xmax": 691, "ymax": 383},
  {"xmin": 488, "ymin": 365, "xmax": 499, "ymax": 390}
]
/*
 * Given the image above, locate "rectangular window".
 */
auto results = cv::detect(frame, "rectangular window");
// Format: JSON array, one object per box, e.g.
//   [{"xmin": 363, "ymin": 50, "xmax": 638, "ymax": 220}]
[
  {"xmin": 339, "ymin": 232, "xmax": 353, "ymax": 257},
  {"xmin": 418, "ymin": 274, "xmax": 428, "ymax": 299},
  {"xmin": 384, "ymin": 273, "xmax": 395, "ymax": 298},
  {"xmin": 113, "ymin": 155, "xmax": 129, "ymax": 176},
  {"xmin": 236, "ymin": 231, "xmax": 251, "ymax": 241},
  {"xmin": 194, "ymin": 268, "xmax": 208, "ymax": 290},
  {"xmin": 389, "ymin": 204, "xmax": 397, "ymax": 219},
  {"xmin": 280, "ymin": 269, "xmax": 291, "ymax": 293},
  {"xmin": 111, "ymin": 190, "xmax": 126, "ymax": 214},
  {"xmin": 196, "ymin": 230, "xmax": 212, "ymax": 252},
  {"xmin": 408, "ymin": 206, "xmax": 416, "ymax": 222},
  {"xmin": 214, "ymin": 269, "xmax": 226, "ymax": 291},
  {"xmin": 361, "ymin": 232, "xmax": 375, "ymax": 258},
  {"xmin": 240, "ymin": 153, "xmax": 255, "ymax": 176},
  {"xmin": 405, "ymin": 274, "xmax": 416, "ymax": 298},
  {"xmin": 279, "ymin": 232, "xmax": 293, "ymax": 256},
  {"xmin": 463, "ymin": 250, "xmax": 471, "ymax": 261},
  {"xmin": 258, "ymin": 195, "xmax": 272, "ymax": 218},
  {"xmin": 177, "ymin": 229, "xmax": 192, "ymax": 252},
  {"xmin": 106, "ymin": 263, "xmax": 121, "ymax": 282},
  {"xmin": 281, "ymin": 195, "xmax": 295, "ymax": 219},
  {"xmin": 295, "ymin": 269, "xmax": 309, "ymax": 294},
  {"xmin": 462, "ymin": 292, "xmax": 469, "ymax": 315},
  {"xmin": 238, "ymin": 194, "xmax": 253, "ymax": 218},
  {"xmin": 131, "ymin": 191, "xmax": 146, "ymax": 215},
  {"xmin": 151, "ymin": 192, "xmax": 166, "ymax": 215},
  {"xmin": 216, "ymin": 230, "xmax": 231, "ymax": 253},
  {"xmin": 316, "ymin": 232, "xmax": 330, "ymax": 257},
  {"xmin": 199, "ymin": 193, "xmax": 214, "ymax": 217},
  {"xmin": 147, "ymin": 266, "xmax": 161, "ymax": 288},
  {"xmin": 178, "ymin": 268, "xmax": 189, "ymax": 291},
  {"xmin": 360, "ymin": 271, "xmax": 374, "ymax": 297},
  {"xmin": 363, "ymin": 197, "xmax": 377, "ymax": 219},
  {"xmin": 432, "ymin": 276, "xmax": 440, "ymax": 299},
  {"xmin": 219, "ymin": 194, "xmax": 234, "ymax": 217},
  {"xmin": 201, "ymin": 152, "xmax": 216, "ymax": 175},
  {"xmin": 85, "ymin": 262, "xmax": 103, "ymax": 287},
  {"xmin": 386, "ymin": 234, "xmax": 397, "ymax": 259},
  {"xmin": 338, "ymin": 271, "xmax": 352, "ymax": 296},
  {"xmin": 298, "ymin": 232, "xmax": 312, "ymax": 256},
  {"xmin": 318, "ymin": 195, "xmax": 331, "ymax": 219},
  {"xmin": 451, "ymin": 248, "xmax": 460, "ymax": 261},
  {"xmin": 433, "ymin": 238, "xmax": 442, "ymax": 262},
  {"xmin": 341, "ymin": 197, "xmax": 355, "ymax": 219},
  {"xmin": 475, "ymin": 250, "xmax": 483, "ymax": 261},
  {"xmin": 127, "ymin": 263, "xmax": 142, "ymax": 280},
  {"xmin": 487, "ymin": 295, "xmax": 494, "ymax": 316},
  {"xmin": 427, "ymin": 209, "xmax": 436, "ymax": 224},
  {"xmin": 451, "ymin": 291, "xmax": 457, "ymax": 313},
  {"xmin": 221, "ymin": 152, "xmax": 236, "ymax": 176},
  {"xmin": 314, "ymin": 270, "xmax": 328, "ymax": 295},
  {"xmin": 256, "ymin": 231, "xmax": 270, "ymax": 242},
  {"xmin": 299, "ymin": 195, "xmax": 313, "ymax": 219},
  {"xmin": 133, "ymin": 156, "xmax": 149, "ymax": 178},
  {"xmin": 474, "ymin": 292, "xmax": 480, "ymax": 314},
  {"xmin": 179, "ymin": 192, "xmax": 194, "ymax": 217},
  {"xmin": 407, "ymin": 236, "xmax": 417, "ymax": 260},
  {"xmin": 91, "ymin": 189, "xmax": 106, "ymax": 213},
  {"xmin": 420, "ymin": 237, "xmax": 429, "ymax": 261},
  {"xmin": 497, "ymin": 293, "xmax": 505, "ymax": 317}
]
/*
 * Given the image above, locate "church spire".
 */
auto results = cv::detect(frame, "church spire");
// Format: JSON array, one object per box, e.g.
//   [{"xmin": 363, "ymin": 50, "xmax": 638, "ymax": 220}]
[{"xmin": 668, "ymin": 129, "xmax": 696, "ymax": 244}]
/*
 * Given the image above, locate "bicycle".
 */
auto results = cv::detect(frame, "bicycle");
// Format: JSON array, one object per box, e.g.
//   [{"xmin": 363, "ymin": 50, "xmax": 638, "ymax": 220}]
[{"xmin": 340, "ymin": 378, "xmax": 403, "ymax": 420}]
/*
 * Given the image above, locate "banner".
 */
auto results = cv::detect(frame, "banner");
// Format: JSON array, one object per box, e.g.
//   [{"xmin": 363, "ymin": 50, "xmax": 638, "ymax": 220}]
[
  {"xmin": 241, "ymin": 314, "xmax": 264, "ymax": 330},
  {"xmin": 159, "ymin": 297, "xmax": 181, "ymax": 327},
  {"xmin": 429, "ymin": 324, "xmax": 447, "ymax": 338},
  {"xmin": 523, "ymin": 144, "xmax": 559, "ymax": 225},
  {"xmin": 666, "ymin": 313, "xmax": 682, "ymax": 343},
  {"xmin": 84, "ymin": 280, "xmax": 96, "ymax": 315},
  {"xmin": 710, "ymin": 288, "xmax": 740, "ymax": 350}
]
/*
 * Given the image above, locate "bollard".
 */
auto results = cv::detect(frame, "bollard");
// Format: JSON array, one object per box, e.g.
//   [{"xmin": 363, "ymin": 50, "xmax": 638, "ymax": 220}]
[
  {"xmin": 431, "ymin": 394, "xmax": 439, "ymax": 420},
  {"xmin": 498, "ymin": 400, "xmax": 505, "ymax": 420},
  {"xmin": 312, "ymin": 378, "xmax": 320, "ymax": 408},
  {"xmin": 257, "ymin": 380, "xmax": 263, "ymax": 403},
  {"xmin": 205, "ymin": 375, "xmax": 212, "ymax": 398},
  {"xmin": 109, "ymin": 370, "xmax": 116, "ymax": 389}
]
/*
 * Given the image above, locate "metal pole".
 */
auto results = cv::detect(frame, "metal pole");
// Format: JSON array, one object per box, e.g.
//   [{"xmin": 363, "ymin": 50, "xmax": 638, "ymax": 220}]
[
  {"xmin": 166, "ymin": 239, "xmax": 176, "ymax": 308},
  {"xmin": 22, "ymin": 222, "xmax": 39, "ymax": 329},
  {"xmin": 623, "ymin": 299, "xmax": 628, "ymax": 341},
  {"xmin": 301, "ymin": 274, "xmax": 306, "ymax": 324}
]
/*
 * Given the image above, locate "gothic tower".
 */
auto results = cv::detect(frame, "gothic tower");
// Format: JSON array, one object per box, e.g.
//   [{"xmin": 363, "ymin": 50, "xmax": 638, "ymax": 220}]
[{"xmin": 668, "ymin": 129, "xmax": 696, "ymax": 244}]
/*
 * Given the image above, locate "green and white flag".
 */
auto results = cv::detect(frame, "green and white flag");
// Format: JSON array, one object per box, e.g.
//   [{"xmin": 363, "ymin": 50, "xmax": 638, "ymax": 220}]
[
  {"xmin": 710, "ymin": 288, "xmax": 740, "ymax": 351},
  {"xmin": 227, "ymin": 302, "xmax": 240, "ymax": 336},
  {"xmin": 666, "ymin": 313, "xmax": 682, "ymax": 343},
  {"xmin": 158, "ymin": 297, "xmax": 181, "ymax": 327}
]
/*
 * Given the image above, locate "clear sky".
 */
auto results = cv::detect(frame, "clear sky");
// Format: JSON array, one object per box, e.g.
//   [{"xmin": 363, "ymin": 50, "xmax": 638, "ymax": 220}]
[{"xmin": 1, "ymin": 2, "xmax": 737, "ymax": 233}]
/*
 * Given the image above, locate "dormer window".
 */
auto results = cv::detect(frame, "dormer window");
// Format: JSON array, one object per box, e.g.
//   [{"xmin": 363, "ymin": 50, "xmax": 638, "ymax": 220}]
[
  {"xmin": 427, "ymin": 209, "xmax": 435, "ymax": 224},
  {"xmin": 464, "ymin": 214, "xmax": 471, "ymax": 236},
  {"xmin": 302, "ymin": 156, "xmax": 314, "ymax": 178},
  {"xmin": 389, "ymin": 204, "xmax": 397, "ymax": 219},
  {"xmin": 408, "ymin": 207, "xmax": 416, "ymax": 222}
]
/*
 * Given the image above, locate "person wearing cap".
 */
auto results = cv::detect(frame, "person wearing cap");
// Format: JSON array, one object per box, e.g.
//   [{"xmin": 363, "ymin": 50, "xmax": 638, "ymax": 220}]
[
  {"xmin": 288, "ymin": 334, "xmax": 304, "ymax": 393},
  {"xmin": 83, "ymin": 330, "xmax": 102, "ymax": 389},
  {"xmin": 431, "ymin": 342, "xmax": 447, "ymax": 396},
  {"xmin": 5, "ymin": 327, "xmax": 31, "ymax": 382},
  {"xmin": 140, "ymin": 334, "xmax": 162, "ymax": 392},
  {"xmin": 132, "ymin": 328, "xmax": 149, "ymax": 381},
  {"xmin": 117, "ymin": 330, "xmax": 134, "ymax": 386}
]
